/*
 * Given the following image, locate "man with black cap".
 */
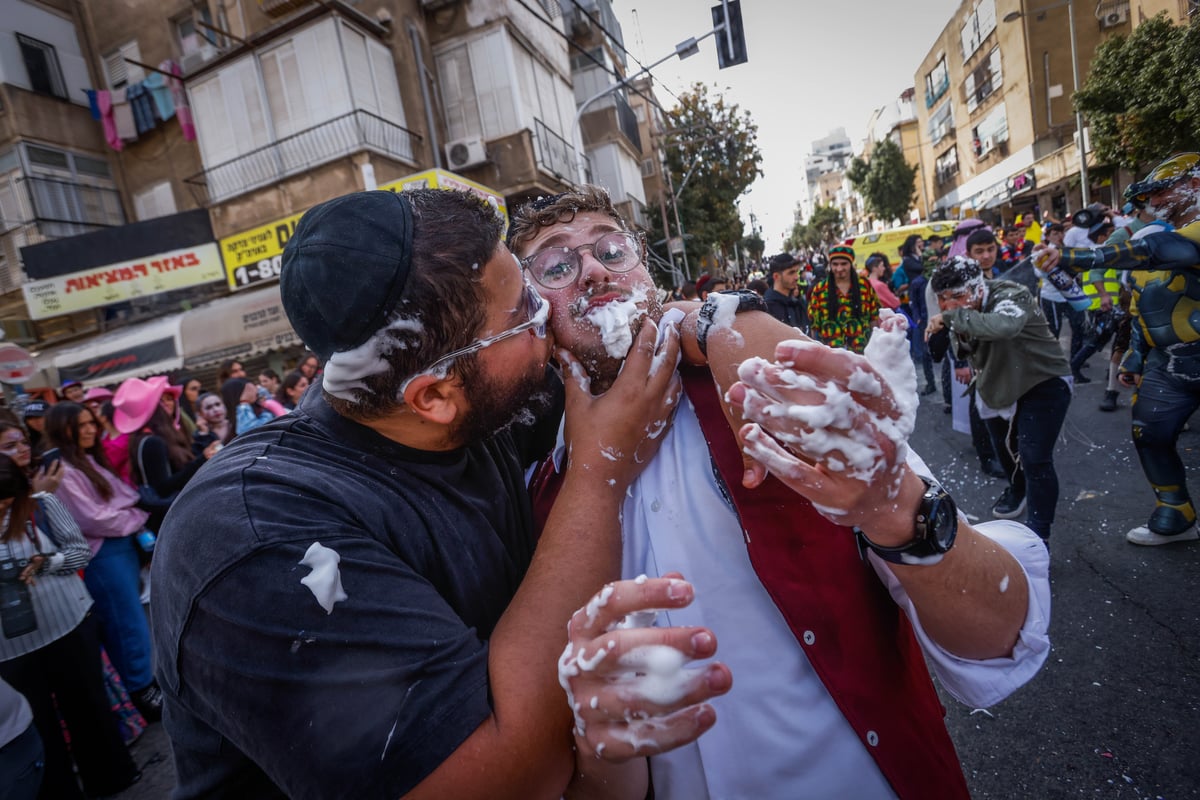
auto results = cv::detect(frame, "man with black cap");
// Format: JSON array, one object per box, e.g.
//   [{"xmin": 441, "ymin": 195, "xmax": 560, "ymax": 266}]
[
  {"xmin": 151, "ymin": 189, "xmax": 684, "ymax": 798},
  {"xmin": 763, "ymin": 252, "xmax": 808, "ymax": 332}
]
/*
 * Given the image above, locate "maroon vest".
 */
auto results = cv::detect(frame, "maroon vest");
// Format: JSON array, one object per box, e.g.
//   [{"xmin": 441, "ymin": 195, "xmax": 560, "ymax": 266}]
[{"xmin": 529, "ymin": 367, "xmax": 970, "ymax": 799}]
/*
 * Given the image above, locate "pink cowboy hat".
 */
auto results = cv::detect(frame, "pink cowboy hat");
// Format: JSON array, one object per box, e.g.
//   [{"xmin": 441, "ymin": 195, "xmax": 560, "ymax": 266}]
[
  {"xmin": 84, "ymin": 386, "xmax": 114, "ymax": 403},
  {"xmin": 112, "ymin": 376, "xmax": 178, "ymax": 434}
]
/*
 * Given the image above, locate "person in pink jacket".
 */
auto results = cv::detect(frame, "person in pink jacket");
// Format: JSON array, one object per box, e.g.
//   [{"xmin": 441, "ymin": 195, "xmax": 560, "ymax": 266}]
[{"xmin": 44, "ymin": 402, "xmax": 162, "ymax": 721}]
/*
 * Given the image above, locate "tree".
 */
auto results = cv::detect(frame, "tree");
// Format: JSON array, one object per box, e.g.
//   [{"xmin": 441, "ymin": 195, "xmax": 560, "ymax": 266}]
[
  {"xmin": 789, "ymin": 203, "xmax": 843, "ymax": 251},
  {"xmin": 740, "ymin": 231, "xmax": 765, "ymax": 262},
  {"xmin": 1075, "ymin": 14, "xmax": 1200, "ymax": 171},
  {"xmin": 846, "ymin": 138, "xmax": 917, "ymax": 225},
  {"xmin": 647, "ymin": 83, "xmax": 764, "ymax": 275}
]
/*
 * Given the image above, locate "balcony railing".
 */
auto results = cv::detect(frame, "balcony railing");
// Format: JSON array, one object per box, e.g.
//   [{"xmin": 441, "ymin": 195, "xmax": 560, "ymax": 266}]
[
  {"xmin": 533, "ymin": 118, "xmax": 587, "ymax": 183},
  {"xmin": 184, "ymin": 109, "xmax": 421, "ymax": 205}
]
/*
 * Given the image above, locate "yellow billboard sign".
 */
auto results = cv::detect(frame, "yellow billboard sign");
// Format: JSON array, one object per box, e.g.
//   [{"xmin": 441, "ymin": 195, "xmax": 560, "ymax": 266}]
[
  {"xmin": 218, "ymin": 169, "xmax": 508, "ymax": 291},
  {"xmin": 22, "ymin": 243, "xmax": 224, "ymax": 320}
]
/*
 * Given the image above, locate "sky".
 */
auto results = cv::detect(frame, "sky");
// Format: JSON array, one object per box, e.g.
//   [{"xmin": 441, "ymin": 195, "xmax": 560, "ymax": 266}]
[{"xmin": 610, "ymin": 0, "xmax": 964, "ymax": 251}]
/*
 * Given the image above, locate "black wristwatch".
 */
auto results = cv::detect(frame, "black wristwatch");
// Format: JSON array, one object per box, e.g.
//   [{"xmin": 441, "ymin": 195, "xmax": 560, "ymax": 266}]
[
  {"xmin": 858, "ymin": 478, "xmax": 958, "ymax": 565},
  {"xmin": 696, "ymin": 290, "xmax": 769, "ymax": 356}
]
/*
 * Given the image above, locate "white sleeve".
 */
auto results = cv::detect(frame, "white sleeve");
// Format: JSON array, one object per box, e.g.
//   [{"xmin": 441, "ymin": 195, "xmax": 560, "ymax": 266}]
[
  {"xmin": 869, "ymin": 520, "xmax": 1050, "ymax": 708},
  {"xmin": 870, "ymin": 450, "xmax": 1053, "ymax": 708}
]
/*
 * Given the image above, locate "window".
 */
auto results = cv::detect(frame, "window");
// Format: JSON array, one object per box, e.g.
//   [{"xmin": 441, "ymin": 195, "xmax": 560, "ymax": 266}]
[
  {"xmin": 17, "ymin": 144, "xmax": 124, "ymax": 236},
  {"xmin": 176, "ymin": 7, "xmax": 218, "ymax": 54},
  {"xmin": 924, "ymin": 57, "xmax": 948, "ymax": 108},
  {"xmin": 190, "ymin": 56, "xmax": 270, "ymax": 167},
  {"xmin": 960, "ymin": 0, "xmax": 997, "ymax": 60},
  {"xmin": 341, "ymin": 28, "xmax": 405, "ymax": 124},
  {"xmin": 965, "ymin": 48, "xmax": 1002, "ymax": 114},
  {"xmin": 928, "ymin": 101, "xmax": 954, "ymax": 144},
  {"xmin": 971, "ymin": 104, "xmax": 1009, "ymax": 158},
  {"xmin": 104, "ymin": 41, "xmax": 144, "ymax": 90},
  {"xmin": 935, "ymin": 147, "xmax": 959, "ymax": 184},
  {"xmin": 16, "ymin": 34, "xmax": 67, "ymax": 99},
  {"xmin": 133, "ymin": 182, "xmax": 177, "ymax": 221},
  {"xmin": 436, "ymin": 29, "xmax": 521, "ymax": 143}
]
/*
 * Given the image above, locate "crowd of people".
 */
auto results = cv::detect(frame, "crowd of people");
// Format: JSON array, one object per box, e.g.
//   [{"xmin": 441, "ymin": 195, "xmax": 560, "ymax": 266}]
[
  {"xmin": 0, "ymin": 151, "xmax": 1196, "ymax": 799},
  {"xmin": 0, "ymin": 353, "xmax": 322, "ymax": 797}
]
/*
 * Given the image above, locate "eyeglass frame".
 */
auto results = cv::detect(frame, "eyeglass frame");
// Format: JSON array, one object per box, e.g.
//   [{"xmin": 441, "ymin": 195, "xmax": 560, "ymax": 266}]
[
  {"xmin": 403, "ymin": 279, "xmax": 550, "ymax": 388},
  {"xmin": 518, "ymin": 230, "xmax": 646, "ymax": 289}
]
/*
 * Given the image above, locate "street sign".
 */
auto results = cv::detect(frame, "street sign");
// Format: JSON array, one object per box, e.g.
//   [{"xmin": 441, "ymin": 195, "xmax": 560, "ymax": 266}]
[
  {"xmin": 711, "ymin": 0, "xmax": 748, "ymax": 69},
  {"xmin": 0, "ymin": 345, "xmax": 36, "ymax": 384}
]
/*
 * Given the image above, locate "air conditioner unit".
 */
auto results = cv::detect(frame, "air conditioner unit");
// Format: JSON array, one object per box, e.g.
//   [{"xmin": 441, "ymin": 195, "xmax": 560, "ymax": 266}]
[
  {"xmin": 444, "ymin": 137, "xmax": 488, "ymax": 170},
  {"xmin": 1096, "ymin": 2, "xmax": 1129, "ymax": 28},
  {"xmin": 981, "ymin": 136, "xmax": 995, "ymax": 152}
]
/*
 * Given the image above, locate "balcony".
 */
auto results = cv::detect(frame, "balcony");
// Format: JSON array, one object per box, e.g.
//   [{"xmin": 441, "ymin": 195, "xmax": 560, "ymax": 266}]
[
  {"xmin": 615, "ymin": 95, "xmax": 642, "ymax": 152},
  {"xmin": 184, "ymin": 110, "xmax": 421, "ymax": 206},
  {"xmin": 533, "ymin": 118, "xmax": 587, "ymax": 183},
  {"xmin": 19, "ymin": 176, "xmax": 124, "ymax": 239}
]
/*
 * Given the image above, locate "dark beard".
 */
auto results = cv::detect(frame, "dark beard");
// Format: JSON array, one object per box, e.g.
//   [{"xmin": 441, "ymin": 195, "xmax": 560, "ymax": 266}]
[{"xmin": 454, "ymin": 362, "xmax": 553, "ymax": 444}]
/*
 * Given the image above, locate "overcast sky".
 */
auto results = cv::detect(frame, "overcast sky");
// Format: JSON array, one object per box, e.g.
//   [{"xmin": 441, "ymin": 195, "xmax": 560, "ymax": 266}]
[{"xmin": 611, "ymin": 0, "xmax": 963, "ymax": 251}]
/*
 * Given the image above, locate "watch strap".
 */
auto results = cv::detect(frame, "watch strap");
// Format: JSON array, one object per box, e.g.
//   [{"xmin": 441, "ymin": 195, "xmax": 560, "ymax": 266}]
[{"xmin": 696, "ymin": 290, "xmax": 768, "ymax": 356}]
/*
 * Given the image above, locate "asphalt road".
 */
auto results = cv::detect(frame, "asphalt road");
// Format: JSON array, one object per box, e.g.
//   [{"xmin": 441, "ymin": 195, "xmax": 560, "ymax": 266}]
[{"xmin": 110, "ymin": 368, "xmax": 1200, "ymax": 800}]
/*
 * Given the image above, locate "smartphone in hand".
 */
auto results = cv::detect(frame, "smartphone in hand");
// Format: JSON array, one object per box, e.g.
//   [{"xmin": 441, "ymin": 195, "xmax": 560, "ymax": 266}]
[{"xmin": 39, "ymin": 448, "xmax": 61, "ymax": 469}]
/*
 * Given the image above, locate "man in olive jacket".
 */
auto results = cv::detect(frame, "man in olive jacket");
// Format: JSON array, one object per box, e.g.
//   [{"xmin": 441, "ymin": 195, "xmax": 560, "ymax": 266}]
[{"xmin": 927, "ymin": 256, "xmax": 1072, "ymax": 540}]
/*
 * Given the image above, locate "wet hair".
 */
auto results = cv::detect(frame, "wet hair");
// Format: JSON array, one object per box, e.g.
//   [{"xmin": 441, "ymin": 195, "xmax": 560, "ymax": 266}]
[
  {"xmin": 0, "ymin": 454, "xmax": 32, "ymax": 543},
  {"xmin": 45, "ymin": 402, "xmax": 115, "ymax": 501},
  {"xmin": 931, "ymin": 256, "xmax": 984, "ymax": 294},
  {"xmin": 506, "ymin": 185, "xmax": 630, "ymax": 251},
  {"xmin": 965, "ymin": 229, "xmax": 997, "ymax": 250}
]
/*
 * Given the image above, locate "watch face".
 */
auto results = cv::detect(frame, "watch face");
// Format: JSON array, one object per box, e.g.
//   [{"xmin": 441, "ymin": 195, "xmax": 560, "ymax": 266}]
[{"xmin": 931, "ymin": 497, "xmax": 958, "ymax": 551}]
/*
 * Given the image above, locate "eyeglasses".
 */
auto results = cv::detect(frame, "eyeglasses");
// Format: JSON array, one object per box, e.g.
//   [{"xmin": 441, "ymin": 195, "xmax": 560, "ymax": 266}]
[
  {"xmin": 413, "ymin": 280, "xmax": 550, "ymax": 381},
  {"xmin": 520, "ymin": 231, "xmax": 643, "ymax": 289}
]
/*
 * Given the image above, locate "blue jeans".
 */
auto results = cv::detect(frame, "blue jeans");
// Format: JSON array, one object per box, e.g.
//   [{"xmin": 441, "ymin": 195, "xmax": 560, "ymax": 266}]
[
  {"xmin": 984, "ymin": 377, "xmax": 1072, "ymax": 538},
  {"xmin": 84, "ymin": 536, "xmax": 153, "ymax": 692}
]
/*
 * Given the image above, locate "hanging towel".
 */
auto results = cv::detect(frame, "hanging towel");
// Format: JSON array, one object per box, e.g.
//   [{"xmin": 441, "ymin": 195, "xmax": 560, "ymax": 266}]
[
  {"xmin": 142, "ymin": 71, "xmax": 175, "ymax": 120},
  {"xmin": 166, "ymin": 60, "xmax": 196, "ymax": 142},
  {"xmin": 112, "ymin": 87, "xmax": 138, "ymax": 141},
  {"xmin": 84, "ymin": 89, "xmax": 101, "ymax": 120},
  {"xmin": 126, "ymin": 83, "xmax": 157, "ymax": 134},
  {"xmin": 96, "ymin": 89, "xmax": 123, "ymax": 151}
]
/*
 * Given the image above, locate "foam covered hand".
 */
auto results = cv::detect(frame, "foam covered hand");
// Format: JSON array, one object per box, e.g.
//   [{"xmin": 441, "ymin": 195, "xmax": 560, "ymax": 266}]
[{"xmin": 558, "ymin": 574, "xmax": 731, "ymax": 762}]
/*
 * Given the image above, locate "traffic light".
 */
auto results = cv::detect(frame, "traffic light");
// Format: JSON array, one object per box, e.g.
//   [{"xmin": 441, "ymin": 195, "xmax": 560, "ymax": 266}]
[{"xmin": 711, "ymin": 0, "xmax": 748, "ymax": 69}]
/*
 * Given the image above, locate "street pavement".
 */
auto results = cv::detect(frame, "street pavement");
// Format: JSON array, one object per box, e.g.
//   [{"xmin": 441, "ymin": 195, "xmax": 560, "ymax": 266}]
[
  {"xmin": 111, "ymin": 367, "xmax": 1200, "ymax": 799},
  {"xmin": 916, "ymin": 374, "xmax": 1200, "ymax": 800}
]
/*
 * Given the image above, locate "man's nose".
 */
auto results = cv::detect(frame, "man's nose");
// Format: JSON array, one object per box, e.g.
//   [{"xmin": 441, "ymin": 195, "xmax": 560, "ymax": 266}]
[{"xmin": 577, "ymin": 247, "xmax": 614, "ymax": 287}]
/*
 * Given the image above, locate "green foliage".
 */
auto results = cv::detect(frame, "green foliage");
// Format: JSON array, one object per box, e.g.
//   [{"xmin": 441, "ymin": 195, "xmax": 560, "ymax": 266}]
[
  {"xmin": 1075, "ymin": 14, "xmax": 1200, "ymax": 171},
  {"xmin": 646, "ymin": 83, "xmax": 764, "ymax": 271},
  {"xmin": 740, "ymin": 231, "xmax": 765, "ymax": 261},
  {"xmin": 790, "ymin": 202, "xmax": 843, "ymax": 250},
  {"xmin": 845, "ymin": 138, "xmax": 917, "ymax": 225}
]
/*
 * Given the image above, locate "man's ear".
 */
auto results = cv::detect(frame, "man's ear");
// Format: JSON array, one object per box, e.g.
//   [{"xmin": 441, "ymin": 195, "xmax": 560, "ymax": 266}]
[{"xmin": 402, "ymin": 373, "xmax": 467, "ymax": 426}]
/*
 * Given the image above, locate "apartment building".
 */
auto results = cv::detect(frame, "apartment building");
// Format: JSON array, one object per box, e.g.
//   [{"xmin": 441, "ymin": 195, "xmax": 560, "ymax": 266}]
[
  {"xmin": 846, "ymin": 88, "xmax": 927, "ymax": 234},
  {"xmin": 914, "ymin": 0, "xmax": 1190, "ymax": 225},
  {"xmin": 4, "ymin": 0, "xmax": 583, "ymax": 390},
  {"xmin": 563, "ymin": 0, "xmax": 647, "ymax": 227},
  {"xmin": 798, "ymin": 127, "xmax": 853, "ymax": 224},
  {"xmin": 0, "ymin": 0, "xmax": 122, "ymax": 352}
]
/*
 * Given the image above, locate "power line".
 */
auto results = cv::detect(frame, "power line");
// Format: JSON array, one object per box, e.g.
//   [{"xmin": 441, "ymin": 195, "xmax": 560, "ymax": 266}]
[{"xmin": 566, "ymin": 0, "xmax": 686, "ymax": 109}]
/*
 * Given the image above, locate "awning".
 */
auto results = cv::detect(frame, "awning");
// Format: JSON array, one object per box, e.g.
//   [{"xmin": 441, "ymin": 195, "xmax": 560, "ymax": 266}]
[
  {"xmin": 981, "ymin": 191, "xmax": 1012, "ymax": 210},
  {"xmin": 52, "ymin": 313, "xmax": 184, "ymax": 386},
  {"xmin": 178, "ymin": 284, "xmax": 300, "ymax": 370}
]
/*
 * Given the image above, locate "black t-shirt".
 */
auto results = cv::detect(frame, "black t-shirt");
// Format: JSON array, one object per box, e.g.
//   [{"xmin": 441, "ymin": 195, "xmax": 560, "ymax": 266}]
[{"xmin": 152, "ymin": 379, "xmax": 561, "ymax": 799}]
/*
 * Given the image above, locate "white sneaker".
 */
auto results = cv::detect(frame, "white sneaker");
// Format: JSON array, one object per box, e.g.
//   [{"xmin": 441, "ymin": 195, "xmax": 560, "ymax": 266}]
[{"xmin": 1125, "ymin": 525, "xmax": 1199, "ymax": 546}]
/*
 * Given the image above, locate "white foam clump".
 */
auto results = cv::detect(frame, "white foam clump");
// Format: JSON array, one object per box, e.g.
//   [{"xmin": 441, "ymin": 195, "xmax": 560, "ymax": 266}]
[
  {"xmin": 736, "ymin": 320, "xmax": 918, "ymax": 487},
  {"xmin": 323, "ymin": 316, "xmax": 424, "ymax": 401},
  {"xmin": 586, "ymin": 297, "xmax": 646, "ymax": 359},
  {"xmin": 299, "ymin": 542, "xmax": 348, "ymax": 614},
  {"xmin": 704, "ymin": 292, "xmax": 746, "ymax": 349},
  {"xmin": 615, "ymin": 645, "xmax": 696, "ymax": 705}
]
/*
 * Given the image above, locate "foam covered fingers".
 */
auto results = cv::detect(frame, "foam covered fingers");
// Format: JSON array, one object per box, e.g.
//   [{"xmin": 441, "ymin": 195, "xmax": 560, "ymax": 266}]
[{"xmin": 576, "ymin": 704, "xmax": 719, "ymax": 762}]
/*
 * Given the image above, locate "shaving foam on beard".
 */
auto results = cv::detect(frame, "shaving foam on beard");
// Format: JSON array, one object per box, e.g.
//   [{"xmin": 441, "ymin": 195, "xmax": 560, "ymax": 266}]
[{"xmin": 581, "ymin": 292, "xmax": 648, "ymax": 359}]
